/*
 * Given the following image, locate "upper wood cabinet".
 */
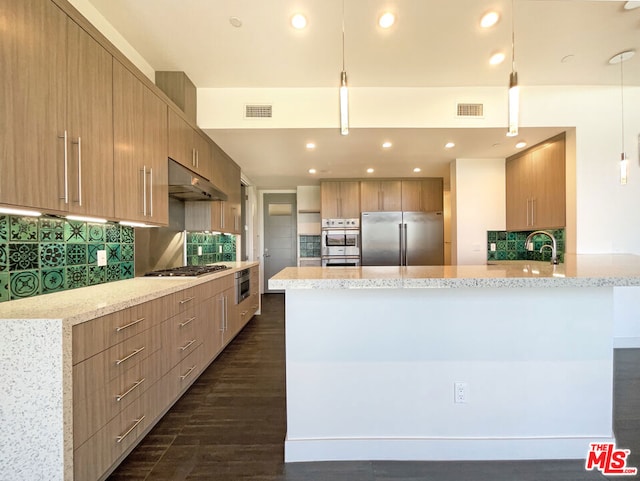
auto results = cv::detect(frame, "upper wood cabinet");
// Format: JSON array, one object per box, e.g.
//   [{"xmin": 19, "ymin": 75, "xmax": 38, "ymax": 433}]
[
  {"xmin": 506, "ymin": 134, "xmax": 566, "ymax": 231},
  {"xmin": 320, "ymin": 181, "xmax": 361, "ymax": 219},
  {"xmin": 1, "ymin": 1, "xmax": 114, "ymax": 218},
  {"xmin": 167, "ymin": 108, "xmax": 211, "ymax": 179},
  {"xmin": 401, "ymin": 179, "xmax": 443, "ymax": 212},
  {"xmin": 113, "ymin": 60, "xmax": 168, "ymax": 226},
  {"xmin": 360, "ymin": 180, "xmax": 402, "ymax": 212}
]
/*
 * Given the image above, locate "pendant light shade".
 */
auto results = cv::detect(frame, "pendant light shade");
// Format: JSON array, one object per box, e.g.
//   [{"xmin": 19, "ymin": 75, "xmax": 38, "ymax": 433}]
[{"xmin": 340, "ymin": 70, "xmax": 349, "ymax": 135}]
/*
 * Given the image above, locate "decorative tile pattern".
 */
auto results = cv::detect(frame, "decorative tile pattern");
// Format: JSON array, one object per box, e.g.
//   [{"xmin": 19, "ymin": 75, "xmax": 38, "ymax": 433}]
[
  {"xmin": 66, "ymin": 244, "xmax": 87, "ymax": 266},
  {"xmin": 40, "ymin": 243, "xmax": 65, "ymax": 268},
  {"xmin": 39, "ymin": 218, "xmax": 64, "ymax": 242},
  {"xmin": 87, "ymin": 223, "xmax": 105, "ymax": 243},
  {"xmin": 299, "ymin": 235, "xmax": 321, "ymax": 258},
  {"xmin": 65, "ymin": 221, "xmax": 87, "ymax": 243},
  {"xmin": 0, "ymin": 214, "xmax": 136, "ymax": 303},
  {"xmin": 9, "ymin": 243, "xmax": 39, "ymax": 271},
  {"xmin": 487, "ymin": 228, "xmax": 565, "ymax": 263},
  {"xmin": 10, "ymin": 217, "xmax": 38, "ymax": 242},
  {"xmin": 41, "ymin": 268, "xmax": 65, "ymax": 294},
  {"xmin": 10, "ymin": 270, "xmax": 40, "ymax": 299},
  {"xmin": 0, "ymin": 273, "xmax": 9, "ymax": 302},
  {"xmin": 185, "ymin": 231, "xmax": 236, "ymax": 266}
]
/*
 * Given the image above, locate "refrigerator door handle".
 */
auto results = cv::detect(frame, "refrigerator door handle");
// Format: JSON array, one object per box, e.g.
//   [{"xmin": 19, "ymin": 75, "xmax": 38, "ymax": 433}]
[
  {"xmin": 399, "ymin": 223, "xmax": 404, "ymax": 266},
  {"xmin": 404, "ymin": 223, "xmax": 408, "ymax": 266}
]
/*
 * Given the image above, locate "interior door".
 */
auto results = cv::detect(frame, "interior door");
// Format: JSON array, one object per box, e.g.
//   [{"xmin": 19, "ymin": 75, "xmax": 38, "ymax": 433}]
[{"xmin": 263, "ymin": 193, "xmax": 297, "ymax": 293}]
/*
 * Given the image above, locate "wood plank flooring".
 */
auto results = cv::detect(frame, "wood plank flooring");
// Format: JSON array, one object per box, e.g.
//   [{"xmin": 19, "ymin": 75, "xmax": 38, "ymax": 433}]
[{"xmin": 108, "ymin": 294, "xmax": 639, "ymax": 480}]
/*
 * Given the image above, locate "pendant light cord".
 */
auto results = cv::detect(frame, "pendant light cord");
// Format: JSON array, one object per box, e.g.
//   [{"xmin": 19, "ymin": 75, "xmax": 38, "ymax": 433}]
[
  {"xmin": 511, "ymin": 0, "xmax": 516, "ymax": 73},
  {"xmin": 620, "ymin": 58, "xmax": 625, "ymax": 152},
  {"xmin": 342, "ymin": 0, "xmax": 346, "ymax": 71}
]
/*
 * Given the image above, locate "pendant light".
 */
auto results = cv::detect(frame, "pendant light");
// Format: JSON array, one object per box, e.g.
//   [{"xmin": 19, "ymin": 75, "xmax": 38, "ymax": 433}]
[
  {"xmin": 339, "ymin": 0, "xmax": 349, "ymax": 135},
  {"xmin": 507, "ymin": 0, "xmax": 519, "ymax": 137},
  {"xmin": 609, "ymin": 50, "xmax": 635, "ymax": 185}
]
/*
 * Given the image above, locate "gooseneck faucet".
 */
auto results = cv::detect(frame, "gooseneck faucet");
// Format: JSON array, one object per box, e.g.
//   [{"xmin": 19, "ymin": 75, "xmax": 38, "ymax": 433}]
[{"xmin": 524, "ymin": 230, "xmax": 558, "ymax": 265}]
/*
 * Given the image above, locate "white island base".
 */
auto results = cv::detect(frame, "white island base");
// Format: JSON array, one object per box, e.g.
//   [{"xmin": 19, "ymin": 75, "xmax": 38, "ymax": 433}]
[{"xmin": 283, "ymin": 286, "xmax": 615, "ymax": 462}]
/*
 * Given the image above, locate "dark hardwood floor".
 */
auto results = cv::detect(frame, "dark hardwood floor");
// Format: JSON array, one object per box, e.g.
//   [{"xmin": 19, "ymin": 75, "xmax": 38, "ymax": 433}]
[{"xmin": 108, "ymin": 294, "xmax": 639, "ymax": 480}]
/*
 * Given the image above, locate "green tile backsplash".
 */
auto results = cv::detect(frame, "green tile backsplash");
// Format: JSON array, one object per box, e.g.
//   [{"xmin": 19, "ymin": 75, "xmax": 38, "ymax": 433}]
[
  {"xmin": 299, "ymin": 235, "xmax": 321, "ymax": 258},
  {"xmin": 487, "ymin": 228, "xmax": 565, "ymax": 263},
  {"xmin": 0, "ymin": 214, "xmax": 135, "ymax": 303},
  {"xmin": 186, "ymin": 232, "xmax": 236, "ymax": 266}
]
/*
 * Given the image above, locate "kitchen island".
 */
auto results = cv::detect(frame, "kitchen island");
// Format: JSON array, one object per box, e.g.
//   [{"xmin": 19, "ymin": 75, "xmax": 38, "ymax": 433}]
[{"xmin": 269, "ymin": 255, "xmax": 640, "ymax": 463}]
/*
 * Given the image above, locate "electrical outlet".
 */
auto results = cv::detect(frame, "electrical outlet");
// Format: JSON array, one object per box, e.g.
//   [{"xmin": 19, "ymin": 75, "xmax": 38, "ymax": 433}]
[
  {"xmin": 97, "ymin": 250, "xmax": 107, "ymax": 267},
  {"xmin": 454, "ymin": 382, "xmax": 468, "ymax": 403},
  {"xmin": 219, "ymin": 245, "xmax": 223, "ymax": 253},
  {"xmin": 197, "ymin": 246, "xmax": 203, "ymax": 256},
  {"xmin": 527, "ymin": 241, "xmax": 534, "ymax": 251},
  {"xmin": 490, "ymin": 243, "xmax": 496, "ymax": 252}
]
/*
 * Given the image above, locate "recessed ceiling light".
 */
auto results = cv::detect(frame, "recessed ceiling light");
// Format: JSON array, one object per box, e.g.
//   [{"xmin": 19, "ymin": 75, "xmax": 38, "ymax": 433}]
[
  {"xmin": 561, "ymin": 54, "xmax": 575, "ymax": 64},
  {"xmin": 306, "ymin": 142, "xmax": 316, "ymax": 149},
  {"xmin": 308, "ymin": 168, "xmax": 317, "ymax": 174},
  {"xmin": 229, "ymin": 16, "xmax": 242, "ymax": 28},
  {"xmin": 382, "ymin": 141, "xmax": 392, "ymax": 148},
  {"xmin": 515, "ymin": 141, "xmax": 527, "ymax": 149},
  {"xmin": 367, "ymin": 168, "xmax": 375, "ymax": 174},
  {"xmin": 480, "ymin": 11, "xmax": 500, "ymax": 28},
  {"xmin": 445, "ymin": 142, "xmax": 455, "ymax": 149},
  {"xmin": 624, "ymin": 1, "xmax": 640, "ymax": 10},
  {"xmin": 291, "ymin": 14, "xmax": 307, "ymax": 29},
  {"xmin": 489, "ymin": 52, "xmax": 505, "ymax": 65},
  {"xmin": 413, "ymin": 167, "xmax": 421, "ymax": 173},
  {"xmin": 378, "ymin": 12, "xmax": 395, "ymax": 28}
]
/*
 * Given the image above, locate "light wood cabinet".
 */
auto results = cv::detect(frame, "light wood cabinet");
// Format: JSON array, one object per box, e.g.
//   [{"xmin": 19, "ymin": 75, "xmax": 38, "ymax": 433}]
[
  {"xmin": 401, "ymin": 179, "xmax": 444, "ymax": 212},
  {"xmin": 167, "ymin": 108, "xmax": 211, "ymax": 179},
  {"xmin": 0, "ymin": 1, "xmax": 114, "ymax": 217},
  {"xmin": 360, "ymin": 180, "xmax": 402, "ymax": 212},
  {"xmin": 506, "ymin": 134, "xmax": 566, "ymax": 231},
  {"xmin": 113, "ymin": 60, "xmax": 168, "ymax": 225},
  {"xmin": 320, "ymin": 181, "xmax": 361, "ymax": 218}
]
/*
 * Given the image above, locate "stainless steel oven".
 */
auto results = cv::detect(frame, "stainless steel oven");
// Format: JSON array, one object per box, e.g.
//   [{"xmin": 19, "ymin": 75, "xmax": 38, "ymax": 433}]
[
  {"xmin": 322, "ymin": 257, "xmax": 361, "ymax": 267},
  {"xmin": 321, "ymin": 218, "xmax": 360, "ymax": 267},
  {"xmin": 235, "ymin": 268, "xmax": 250, "ymax": 304}
]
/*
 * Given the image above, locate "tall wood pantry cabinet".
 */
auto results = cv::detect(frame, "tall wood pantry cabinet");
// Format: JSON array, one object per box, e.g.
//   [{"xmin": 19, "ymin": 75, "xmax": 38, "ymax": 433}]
[{"xmin": 1, "ymin": 0, "xmax": 115, "ymax": 217}]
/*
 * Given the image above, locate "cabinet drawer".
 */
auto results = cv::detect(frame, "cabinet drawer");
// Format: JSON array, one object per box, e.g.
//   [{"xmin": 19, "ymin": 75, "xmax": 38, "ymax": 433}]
[
  {"xmin": 160, "ymin": 308, "xmax": 203, "ymax": 373},
  {"xmin": 166, "ymin": 286, "xmax": 200, "ymax": 318},
  {"xmin": 160, "ymin": 344, "xmax": 203, "ymax": 408},
  {"xmin": 73, "ymin": 298, "xmax": 168, "ymax": 364},
  {"xmin": 74, "ymin": 323, "xmax": 162, "ymax": 399},
  {"xmin": 74, "ymin": 348, "xmax": 163, "ymax": 449},
  {"xmin": 74, "ymin": 384, "xmax": 160, "ymax": 481}
]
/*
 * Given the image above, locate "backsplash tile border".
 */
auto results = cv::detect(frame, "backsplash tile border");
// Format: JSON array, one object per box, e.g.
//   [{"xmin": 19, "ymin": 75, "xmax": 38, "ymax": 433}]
[{"xmin": 0, "ymin": 214, "xmax": 135, "ymax": 303}]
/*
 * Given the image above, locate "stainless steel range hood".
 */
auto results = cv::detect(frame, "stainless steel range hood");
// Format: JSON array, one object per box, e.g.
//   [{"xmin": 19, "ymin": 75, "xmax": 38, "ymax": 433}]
[{"xmin": 168, "ymin": 159, "xmax": 227, "ymax": 201}]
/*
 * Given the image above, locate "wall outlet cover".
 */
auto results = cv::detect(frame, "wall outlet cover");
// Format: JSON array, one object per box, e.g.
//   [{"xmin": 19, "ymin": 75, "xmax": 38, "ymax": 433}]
[{"xmin": 97, "ymin": 250, "xmax": 107, "ymax": 267}]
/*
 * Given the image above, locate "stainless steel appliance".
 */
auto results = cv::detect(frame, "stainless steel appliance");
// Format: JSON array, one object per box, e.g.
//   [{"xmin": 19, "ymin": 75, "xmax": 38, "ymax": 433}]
[
  {"xmin": 144, "ymin": 264, "xmax": 229, "ymax": 277},
  {"xmin": 235, "ymin": 268, "xmax": 251, "ymax": 303},
  {"xmin": 321, "ymin": 218, "xmax": 360, "ymax": 267},
  {"xmin": 168, "ymin": 159, "xmax": 227, "ymax": 201},
  {"xmin": 360, "ymin": 211, "xmax": 444, "ymax": 266}
]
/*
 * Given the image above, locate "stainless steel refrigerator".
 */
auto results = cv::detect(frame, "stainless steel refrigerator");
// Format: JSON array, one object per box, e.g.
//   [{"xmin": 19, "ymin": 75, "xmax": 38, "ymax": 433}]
[{"xmin": 360, "ymin": 211, "xmax": 444, "ymax": 266}]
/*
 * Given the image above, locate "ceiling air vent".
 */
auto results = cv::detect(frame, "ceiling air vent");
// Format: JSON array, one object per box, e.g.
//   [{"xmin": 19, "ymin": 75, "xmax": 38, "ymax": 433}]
[
  {"xmin": 456, "ymin": 103, "xmax": 484, "ymax": 118},
  {"xmin": 244, "ymin": 104, "xmax": 273, "ymax": 119}
]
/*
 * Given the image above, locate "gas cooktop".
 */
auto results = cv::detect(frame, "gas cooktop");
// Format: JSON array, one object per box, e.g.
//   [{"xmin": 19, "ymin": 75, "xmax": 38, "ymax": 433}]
[{"xmin": 144, "ymin": 264, "xmax": 229, "ymax": 277}]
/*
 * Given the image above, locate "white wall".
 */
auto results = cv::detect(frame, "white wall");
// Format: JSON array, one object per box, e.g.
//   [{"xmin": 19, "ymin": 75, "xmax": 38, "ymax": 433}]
[{"xmin": 450, "ymin": 159, "xmax": 506, "ymax": 265}]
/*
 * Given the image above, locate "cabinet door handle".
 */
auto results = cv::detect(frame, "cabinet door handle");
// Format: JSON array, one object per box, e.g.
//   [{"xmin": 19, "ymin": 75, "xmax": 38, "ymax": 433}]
[
  {"xmin": 141, "ymin": 165, "xmax": 147, "ymax": 216},
  {"xmin": 72, "ymin": 137, "xmax": 82, "ymax": 206},
  {"xmin": 116, "ymin": 415, "xmax": 145, "ymax": 443},
  {"xmin": 179, "ymin": 316, "xmax": 196, "ymax": 328},
  {"xmin": 115, "ymin": 378, "xmax": 145, "ymax": 402},
  {"xmin": 115, "ymin": 317, "xmax": 145, "ymax": 332},
  {"xmin": 526, "ymin": 199, "xmax": 530, "ymax": 226},
  {"xmin": 219, "ymin": 297, "xmax": 225, "ymax": 332},
  {"xmin": 149, "ymin": 167, "xmax": 153, "ymax": 218},
  {"xmin": 179, "ymin": 339, "xmax": 196, "ymax": 351},
  {"xmin": 115, "ymin": 346, "xmax": 145, "ymax": 366},
  {"xmin": 58, "ymin": 131, "xmax": 69, "ymax": 203},
  {"xmin": 532, "ymin": 198, "xmax": 536, "ymax": 226},
  {"xmin": 180, "ymin": 365, "xmax": 196, "ymax": 380},
  {"xmin": 179, "ymin": 296, "xmax": 195, "ymax": 305}
]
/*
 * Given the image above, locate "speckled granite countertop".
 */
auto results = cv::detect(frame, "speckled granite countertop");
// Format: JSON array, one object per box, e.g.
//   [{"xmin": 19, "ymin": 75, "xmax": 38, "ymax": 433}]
[
  {"xmin": 268, "ymin": 254, "xmax": 640, "ymax": 289},
  {"xmin": 0, "ymin": 261, "xmax": 258, "ymax": 324}
]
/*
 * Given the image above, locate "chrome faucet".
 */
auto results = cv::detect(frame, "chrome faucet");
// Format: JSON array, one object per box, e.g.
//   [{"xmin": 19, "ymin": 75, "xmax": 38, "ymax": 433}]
[{"xmin": 524, "ymin": 230, "xmax": 558, "ymax": 265}]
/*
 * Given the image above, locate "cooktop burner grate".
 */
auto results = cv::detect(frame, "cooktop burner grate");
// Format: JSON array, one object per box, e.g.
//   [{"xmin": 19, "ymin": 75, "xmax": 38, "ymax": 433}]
[{"xmin": 144, "ymin": 264, "xmax": 230, "ymax": 277}]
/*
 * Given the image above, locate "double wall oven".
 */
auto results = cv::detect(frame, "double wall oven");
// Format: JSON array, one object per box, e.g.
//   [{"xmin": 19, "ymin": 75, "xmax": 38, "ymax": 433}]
[{"xmin": 321, "ymin": 218, "xmax": 360, "ymax": 267}]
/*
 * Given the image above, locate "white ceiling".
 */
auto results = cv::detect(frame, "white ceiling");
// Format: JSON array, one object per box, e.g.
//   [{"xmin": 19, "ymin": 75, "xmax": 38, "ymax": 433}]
[{"xmin": 86, "ymin": 0, "xmax": 640, "ymax": 188}]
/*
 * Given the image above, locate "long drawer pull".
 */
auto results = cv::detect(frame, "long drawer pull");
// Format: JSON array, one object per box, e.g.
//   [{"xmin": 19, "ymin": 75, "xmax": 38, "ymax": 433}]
[
  {"xmin": 116, "ymin": 378, "xmax": 145, "ymax": 402},
  {"xmin": 179, "ymin": 317, "xmax": 196, "ymax": 328},
  {"xmin": 115, "ymin": 347, "xmax": 145, "ymax": 366},
  {"xmin": 115, "ymin": 317, "xmax": 145, "ymax": 332},
  {"xmin": 180, "ymin": 365, "xmax": 196, "ymax": 380},
  {"xmin": 179, "ymin": 296, "xmax": 195, "ymax": 305},
  {"xmin": 116, "ymin": 415, "xmax": 146, "ymax": 444},
  {"xmin": 179, "ymin": 339, "xmax": 196, "ymax": 351}
]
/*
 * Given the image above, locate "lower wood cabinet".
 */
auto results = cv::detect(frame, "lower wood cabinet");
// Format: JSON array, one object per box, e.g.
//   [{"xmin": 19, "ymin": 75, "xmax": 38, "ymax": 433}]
[{"xmin": 72, "ymin": 266, "xmax": 259, "ymax": 481}]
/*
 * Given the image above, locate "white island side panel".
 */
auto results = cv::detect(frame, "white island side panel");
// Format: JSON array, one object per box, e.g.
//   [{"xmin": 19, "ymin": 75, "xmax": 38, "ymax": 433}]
[{"xmin": 284, "ymin": 287, "xmax": 614, "ymax": 461}]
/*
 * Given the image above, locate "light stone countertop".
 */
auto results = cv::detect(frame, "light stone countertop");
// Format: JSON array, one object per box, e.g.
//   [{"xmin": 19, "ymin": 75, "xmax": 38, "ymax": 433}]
[
  {"xmin": 0, "ymin": 261, "xmax": 258, "ymax": 325},
  {"xmin": 268, "ymin": 254, "xmax": 640, "ymax": 289}
]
